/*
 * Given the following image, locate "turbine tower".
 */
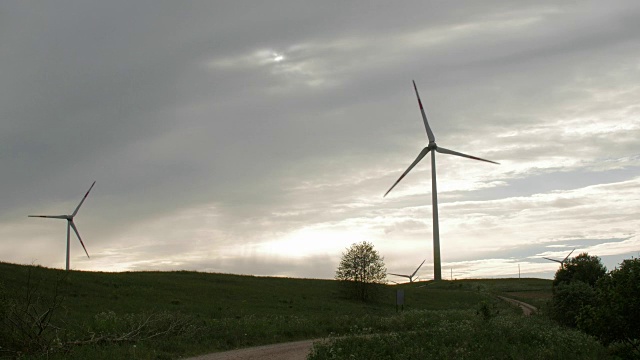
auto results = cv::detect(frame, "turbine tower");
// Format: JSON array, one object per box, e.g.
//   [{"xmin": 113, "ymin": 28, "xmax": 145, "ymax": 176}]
[
  {"xmin": 384, "ymin": 81, "xmax": 499, "ymax": 281},
  {"xmin": 388, "ymin": 259, "xmax": 426, "ymax": 283},
  {"xmin": 29, "ymin": 181, "xmax": 96, "ymax": 271}
]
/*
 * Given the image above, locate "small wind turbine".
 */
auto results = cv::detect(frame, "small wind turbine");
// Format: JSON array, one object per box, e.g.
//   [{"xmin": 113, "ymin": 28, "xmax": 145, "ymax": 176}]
[
  {"xmin": 543, "ymin": 248, "xmax": 575, "ymax": 268},
  {"xmin": 384, "ymin": 81, "xmax": 499, "ymax": 281},
  {"xmin": 388, "ymin": 259, "xmax": 426, "ymax": 283},
  {"xmin": 29, "ymin": 181, "xmax": 96, "ymax": 271}
]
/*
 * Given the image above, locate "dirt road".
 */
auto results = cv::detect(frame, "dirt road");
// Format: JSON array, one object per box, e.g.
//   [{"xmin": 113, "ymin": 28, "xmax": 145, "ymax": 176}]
[
  {"xmin": 497, "ymin": 296, "xmax": 538, "ymax": 316},
  {"xmin": 183, "ymin": 339, "xmax": 319, "ymax": 360}
]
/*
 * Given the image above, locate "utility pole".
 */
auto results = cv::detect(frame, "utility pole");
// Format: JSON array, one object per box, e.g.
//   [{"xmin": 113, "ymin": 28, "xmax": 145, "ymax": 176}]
[{"xmin": 518, "ymin": 264, "xmax": 521, "ymax": 280}]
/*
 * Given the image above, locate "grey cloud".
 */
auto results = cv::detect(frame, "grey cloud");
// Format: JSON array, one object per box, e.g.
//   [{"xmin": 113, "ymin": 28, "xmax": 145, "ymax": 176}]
[{"xmin": 2, "ymin": 1, "xmax": 640, "ymax": 277}]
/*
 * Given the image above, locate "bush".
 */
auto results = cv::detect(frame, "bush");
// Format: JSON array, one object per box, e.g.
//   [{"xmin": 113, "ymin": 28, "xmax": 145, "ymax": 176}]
[{"xmin": 475, "ymin": 300, "xmax": 499, "ymax": 321}]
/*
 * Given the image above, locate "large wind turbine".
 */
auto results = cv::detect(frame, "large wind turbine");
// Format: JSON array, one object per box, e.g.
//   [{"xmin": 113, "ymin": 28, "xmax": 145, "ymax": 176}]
[
  {"xmin": 543, "ymin": 248, "xmax": 575, "ymax": 267},
  {"xmin": 29, "ymin": 181, "xmax": 96, "ymax": 271},
  {"xmin": 384, "ymin": 81, "xmax": 499, "ymax": 281},
  {"xmin": 388, "ymin": 259, "xmax": 426, "ymax": 283}
]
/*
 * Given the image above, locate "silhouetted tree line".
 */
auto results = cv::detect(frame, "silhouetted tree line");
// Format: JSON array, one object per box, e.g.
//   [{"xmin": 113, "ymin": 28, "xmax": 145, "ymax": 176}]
[{"xmin": 550, "ymin": 253, "xmax": 640, "ymax": 358}]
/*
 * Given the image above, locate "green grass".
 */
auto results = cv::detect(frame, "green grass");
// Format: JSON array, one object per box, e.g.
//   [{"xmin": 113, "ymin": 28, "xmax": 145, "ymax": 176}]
[{"xmin": 0, "ymin": 262, "xmax": 605, "ymax": 359}]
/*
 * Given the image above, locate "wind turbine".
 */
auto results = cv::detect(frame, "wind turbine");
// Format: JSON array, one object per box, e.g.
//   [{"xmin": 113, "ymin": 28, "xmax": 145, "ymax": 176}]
[
  {"xmin": 29, "ymin": 181, "xmax": 96, "ymax": 271},
  {"xmin": 543, "ymin": 248, "xmax": 575, "ymax": 267},
  {"xmin": 388, "ymin": 259, "xmax": 426, "ymax": 283},
  {"xmin": 384, "ymin": 81, "xmax": 499, "ymax": 281}
]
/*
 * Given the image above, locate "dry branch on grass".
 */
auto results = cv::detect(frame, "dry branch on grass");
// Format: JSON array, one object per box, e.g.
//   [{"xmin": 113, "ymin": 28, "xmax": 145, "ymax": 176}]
[{"xmin": 67, "ymin": 311, "xmax": 199, "ymax": 347}]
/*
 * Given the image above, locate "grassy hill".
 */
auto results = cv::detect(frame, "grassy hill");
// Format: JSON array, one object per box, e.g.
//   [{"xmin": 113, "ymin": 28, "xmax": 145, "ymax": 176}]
[{"xmin": 0, "ymin": 262, "xmax": 607, "ymax": 359}]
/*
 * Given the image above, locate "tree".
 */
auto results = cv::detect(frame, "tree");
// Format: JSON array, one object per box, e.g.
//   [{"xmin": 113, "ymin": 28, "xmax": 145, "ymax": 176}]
[
  {"xmin": 578, "ymin": 257, "xmax": 640, "ymax": 356},
  {"xmin": 553, "ymin": 252, "xmax": 606, "ymax": 288},
  {"xmin": 550, "ymin": 281, "xmax": 596, "ymax": 327},
  {"xmin": 335, "ymin": 241, "xmax": 387, "ymax": 302},
  {"xmin": 550, "ymin": 252, "xmax": 605, "ymax": 328}
]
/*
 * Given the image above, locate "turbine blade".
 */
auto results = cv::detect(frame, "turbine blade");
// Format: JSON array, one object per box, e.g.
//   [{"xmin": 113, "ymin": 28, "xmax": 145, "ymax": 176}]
[
  {"xmin": 543, "ymin": 257, "xmax": 562, "ymax": 264},
  {"xmin": 436, "ymin": 147, "xmax": 499, "ymax": 164},
  {"xmin": 563, "ymin": 248, "xmax": 576, "ymax": 263},
  {"xmin": 384, "ymin": 147, "xmax": 430, "ymax": 197},
  {"xmin": 413, "ymin": 81, "xmax": 435, "ymax": 143},
  {"xmin": 411, "ymin": 259, "xmax": 426, "ymax": 278},
  {"xmin": 388, "ymin": 273, "xmax": 410, "ymax": 278},
  {"xmin": 69, "ymin": 221, "xmax": 90, "ymax": 258},
  {"xmin": 28, "ymin": 215, "xmax": 67, "ymax": 219},
  {"xmin": 72, "ymin": 181, "xmax": 96, "ymax": 217}
]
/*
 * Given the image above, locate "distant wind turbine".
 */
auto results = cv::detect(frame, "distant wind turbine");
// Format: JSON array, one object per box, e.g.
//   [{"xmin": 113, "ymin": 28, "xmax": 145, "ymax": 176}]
[
  {"xmin": 543, "ymin": 248, "xmax": 575, "ymax": 267},
  {"xmin": 384, "ymin": 81, "xmax": 499, "ymax": 281},
  {"xmin": 28, "ymin": 181, "xmax": 96, "ymax": 271},
  {"xmin": 388, "ymin": 259, "xmax": 426, "ymax": 283}
]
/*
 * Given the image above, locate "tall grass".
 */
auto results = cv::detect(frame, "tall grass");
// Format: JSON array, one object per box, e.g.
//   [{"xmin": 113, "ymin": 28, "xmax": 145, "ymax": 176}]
[{"xmin": 309, "ymin": 308, "xmax": 609, "ymax": 360}]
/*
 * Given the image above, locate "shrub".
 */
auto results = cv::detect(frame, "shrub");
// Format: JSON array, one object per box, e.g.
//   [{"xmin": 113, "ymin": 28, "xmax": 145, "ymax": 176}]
[{"xmin": 475, "ymin": 300, "xmax": 499, "ymax": 321}]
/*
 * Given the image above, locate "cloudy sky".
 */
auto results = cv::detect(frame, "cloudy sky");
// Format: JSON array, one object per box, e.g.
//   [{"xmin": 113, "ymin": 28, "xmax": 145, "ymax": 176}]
[{"xmin": 1, "ymin": 1, "xmax": 639, "ymax": 281}]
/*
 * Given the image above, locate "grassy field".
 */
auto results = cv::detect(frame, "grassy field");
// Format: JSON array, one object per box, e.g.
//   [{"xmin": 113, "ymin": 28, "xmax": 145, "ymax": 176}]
[{"xmin": 0, "ymin": 262, "xmax": 606, "ymax": 359}]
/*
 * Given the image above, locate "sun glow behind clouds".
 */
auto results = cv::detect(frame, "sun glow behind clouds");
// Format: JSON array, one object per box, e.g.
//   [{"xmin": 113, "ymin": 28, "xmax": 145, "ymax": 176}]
[
  {"xmin": 253, "ymin": 227, "xmax": 369, "ymax": 259},
  {"xmin": 272, "ymin": 52, "xmax": 284, "ymax": 62},
  {"xmin": 209, "ymin": 49, "xmax": 286, "ymax": 67}
]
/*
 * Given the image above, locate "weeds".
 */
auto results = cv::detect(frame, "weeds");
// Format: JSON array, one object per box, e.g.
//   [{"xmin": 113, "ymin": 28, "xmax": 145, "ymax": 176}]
[
  {"xmin": 0, "ymin": 267, "xmax": 67, "ymax": 357},
  {"xmin": 475, "ymin": 300, "xmax": 499, "ymax": 321}
]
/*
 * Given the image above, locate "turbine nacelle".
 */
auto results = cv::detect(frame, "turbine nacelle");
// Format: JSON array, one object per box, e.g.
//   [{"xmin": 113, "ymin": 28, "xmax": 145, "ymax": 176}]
[
  {"xmin": 543, "ymin": 248, "xmax": 576, "ymax": 267},
  {"xmin": 388, "ymin": 259, "xmax": 426, "ymax": 283}
]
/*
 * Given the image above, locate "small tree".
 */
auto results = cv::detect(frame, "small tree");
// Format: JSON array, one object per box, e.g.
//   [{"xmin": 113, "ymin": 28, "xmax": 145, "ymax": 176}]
[{"xmin": 335, "ymin": 241, "xmax": 387, "ymax": 302}]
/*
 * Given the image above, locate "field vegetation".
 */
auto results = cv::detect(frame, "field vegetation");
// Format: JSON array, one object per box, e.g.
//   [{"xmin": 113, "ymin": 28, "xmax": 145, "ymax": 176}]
[{"xmin": 0, "ymin": 262, "xmax": 609, "ymax": 359}]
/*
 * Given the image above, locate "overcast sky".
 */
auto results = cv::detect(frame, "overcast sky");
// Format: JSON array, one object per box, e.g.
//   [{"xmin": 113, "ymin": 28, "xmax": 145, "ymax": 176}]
[{"xmin": 1, "ymin": 1, "xmax": 639, "ymax": 280}]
